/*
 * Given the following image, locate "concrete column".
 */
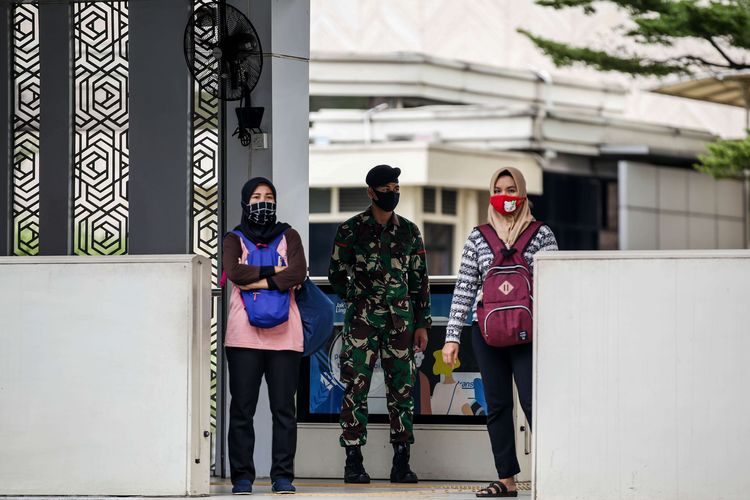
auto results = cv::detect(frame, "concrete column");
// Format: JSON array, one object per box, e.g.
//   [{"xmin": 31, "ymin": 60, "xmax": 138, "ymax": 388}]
[
  {"xmin": 38, "ymin": 3, "xmax": 71, "ymax": 255},
  {"xmin": 224, "ymin": 0, "xmax": 253, "ymax": 238},
  {"xmin": 0, "ymin": 3, "xmax": 9, "ymax": 255},
  {"xmin": 128, "ymin": 0, "xmax": 192, "ymax": 254},
  {"xmin": 219, "ymin": 0, "xmax": 310, "ymax": 479},
  {"xmin": 247, "ymin": 0, "xmax": 310, "ymax": 250}
]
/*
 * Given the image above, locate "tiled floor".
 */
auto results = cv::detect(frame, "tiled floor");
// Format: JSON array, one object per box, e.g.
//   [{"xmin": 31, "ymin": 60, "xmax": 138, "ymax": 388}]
[{"xmin": 210, "ymin": 478, "xmax": 532, "ymax": 498}]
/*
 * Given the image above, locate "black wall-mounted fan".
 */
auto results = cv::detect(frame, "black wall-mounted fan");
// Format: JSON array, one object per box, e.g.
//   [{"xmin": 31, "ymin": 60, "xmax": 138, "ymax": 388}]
[{"xmin": 185, "ymin": 2, "xmax": 264, "ymax": 145}]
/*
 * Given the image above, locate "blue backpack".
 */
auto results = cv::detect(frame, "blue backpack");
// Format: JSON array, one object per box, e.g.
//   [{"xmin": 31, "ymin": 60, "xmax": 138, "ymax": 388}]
[
  {"xmin": 296, "ymin": 278, "xmax": 335, "ymax": 357},
  {"xmin": 232, "ymin": 230, "xmax": 291, "ymax": 328}
]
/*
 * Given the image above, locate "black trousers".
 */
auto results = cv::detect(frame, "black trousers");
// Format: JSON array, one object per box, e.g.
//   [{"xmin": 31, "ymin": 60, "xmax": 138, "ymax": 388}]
[
  {"xmin": 226, "ymin": 347, "xmax": 302, "ymax": 483},
  {"xmin": 471, "ymin": 324, "xmax": 532, "ymax": 478}
]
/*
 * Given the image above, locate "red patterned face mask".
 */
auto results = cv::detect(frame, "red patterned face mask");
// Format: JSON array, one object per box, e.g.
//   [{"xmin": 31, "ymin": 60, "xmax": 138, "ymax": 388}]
[{"xmin": 490, "ymin": 195, "xmax": 525, "ymax": 216}]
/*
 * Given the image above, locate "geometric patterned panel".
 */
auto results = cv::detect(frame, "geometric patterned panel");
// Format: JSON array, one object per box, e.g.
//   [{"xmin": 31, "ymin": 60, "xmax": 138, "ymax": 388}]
[
  {"xmin": 191, "ymin": 0, "xmax": 221, "ymax": 432},
  {"xmin": 11, "ymin": 3, "xmax": 41, "ymax": 256},
  {"xmin": 72, "ymin": 2, "xmax": 129, "ymax": 255}
]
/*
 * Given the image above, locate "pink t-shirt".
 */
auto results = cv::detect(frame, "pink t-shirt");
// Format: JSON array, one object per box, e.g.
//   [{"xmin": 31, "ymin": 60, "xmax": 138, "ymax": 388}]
[{"xmin": 224, "ymin": 234, "xmax": 304, "ymax": 352}]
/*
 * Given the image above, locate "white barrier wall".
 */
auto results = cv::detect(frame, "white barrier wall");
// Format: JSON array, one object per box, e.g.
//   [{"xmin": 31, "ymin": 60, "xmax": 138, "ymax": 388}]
[
  {"xmin": 618, "ymin": 161, "xmax": 746, "ymax": 250},
  {"xmin": 533, "ymin": 251, "xmax": 750, "ymax": 500},
  {"xmin": 0, "ymin": 256, "xmax": 211, "ymax": 496},
  {"xmin": 296, "ymin": 423, "xmax": 520, "ymax": 481}
]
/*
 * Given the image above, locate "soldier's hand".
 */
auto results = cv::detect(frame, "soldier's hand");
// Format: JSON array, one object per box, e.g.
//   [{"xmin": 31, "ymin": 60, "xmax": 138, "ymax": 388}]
[
  {"xmin": 414, "ymin": 328, "xmax": 428, "ymax": 352},
  {"xmin": 442, "ymin": 342, "xmax": 460, "ymax": 369}
]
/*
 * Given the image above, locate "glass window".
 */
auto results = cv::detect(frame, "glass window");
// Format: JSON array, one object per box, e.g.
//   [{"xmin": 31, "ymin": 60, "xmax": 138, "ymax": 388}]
[
  {"xmin": 338, "ymin": 188, "xmax": 370, "ymax": 213},
  {"xmin": 528, "ymin": 172, "xmax": 619, "ymax": 251},
  {"xmin": 424, "ymin": 222, "xmax": 454, "ymax": 275},
  {"xmin": 298, "ymin": 279, "xmax": 488, "ymax": 425},
  {"xmin": 423, "ymin": 187, "xmax": 436, "ymax": 213},
  {"xmin": 308, "ymin": 223, "xmax": 341, "ymax": 276},
  {"xmin": 309, "ymin": 96, "xmax": 370, "ymax": 112},
  {"xmin": 441, "ymin": 189, "xmax": 457, "ymax": 215},
  {"xmin": 477, "ymin": 190, "xmax": 490, "ymax": 226},
  {"xmin": 310, "ymin": 188, "xmax": 331, "ymax": 214}
]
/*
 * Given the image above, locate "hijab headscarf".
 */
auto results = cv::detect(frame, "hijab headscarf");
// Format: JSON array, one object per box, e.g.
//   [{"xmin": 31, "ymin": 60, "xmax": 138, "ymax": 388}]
[
  {"xmin": 236, "ymin": 177, "xmax": 290, "ymax": 245},
  {"xmin": 487, "ymin": 167, "xmax": 535, "ymax": 247}
]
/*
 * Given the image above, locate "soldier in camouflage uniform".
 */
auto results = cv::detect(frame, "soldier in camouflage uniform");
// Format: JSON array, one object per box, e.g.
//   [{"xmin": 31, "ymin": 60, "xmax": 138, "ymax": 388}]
[{"xmin": 328, "ymin": 164, "xmax": 431, "ymax": 484}]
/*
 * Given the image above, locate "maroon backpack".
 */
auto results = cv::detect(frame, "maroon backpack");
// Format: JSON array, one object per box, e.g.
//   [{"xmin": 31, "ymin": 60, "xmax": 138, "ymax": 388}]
[{"xmin": 476, "ymin": 221, "xmax": 543, "ymax": 348}]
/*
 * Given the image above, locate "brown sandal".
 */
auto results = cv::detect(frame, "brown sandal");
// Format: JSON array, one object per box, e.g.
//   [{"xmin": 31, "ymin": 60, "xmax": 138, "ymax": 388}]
[{"xmin": 476, "ymin": 481, "xmax": 518, "ymax": 497}]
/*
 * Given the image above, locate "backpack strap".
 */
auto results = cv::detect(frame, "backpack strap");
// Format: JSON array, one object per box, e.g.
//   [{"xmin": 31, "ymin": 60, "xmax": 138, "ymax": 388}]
[
  {"xmin": 267, "ymin": 229, "xmax": 288, "ymax": 250},
  {"xmin": 230, "ymin": 229, "xmax": 256, "ymax": 252},
  {"xmin": 514, "ymin": 221, "xmax": 545, "ymax": 254},
  {"xmin": 477, "ymin": 222, "xmax": 545, "ymax": 264},
  {"xmin": 477, "ymin": 224, "xmax": 504, "ymax": 249},
  {"xmin": 477, "ymin": 224, "xmax": 506, "ymax": 263}
]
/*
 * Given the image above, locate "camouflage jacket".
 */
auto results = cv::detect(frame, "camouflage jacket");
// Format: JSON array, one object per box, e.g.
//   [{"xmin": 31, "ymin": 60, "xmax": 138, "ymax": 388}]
[{"xmin": 328, "ymin": 207, "xmax": 432, "ymax": 331}]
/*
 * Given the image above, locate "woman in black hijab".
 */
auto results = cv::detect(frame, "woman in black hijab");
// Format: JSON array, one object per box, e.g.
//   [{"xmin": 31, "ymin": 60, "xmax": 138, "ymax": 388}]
[
  {"xmin": 222, "ymin": 177, "xmax": 307, "ymax": 495},
  {"xmin": 237, "ymin": 177, "xmax": 290, "ymax": 245}
]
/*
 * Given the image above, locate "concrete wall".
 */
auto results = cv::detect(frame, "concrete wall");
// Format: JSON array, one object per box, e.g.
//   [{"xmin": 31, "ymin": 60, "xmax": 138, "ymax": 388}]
[
  {"xmin": 295, "ymin": 424, "xmax": 515, "ymax": 481},
  {"xmin": 533, "ymin": 250, "xmax": 750, "ymax": 500},
  {"xmin": 0, "ymin": 256, "xmax": 211, "ymax": 496},
  {"xmin": 619, "ymin": 161, "xmax": 746, "ymax": 250}
]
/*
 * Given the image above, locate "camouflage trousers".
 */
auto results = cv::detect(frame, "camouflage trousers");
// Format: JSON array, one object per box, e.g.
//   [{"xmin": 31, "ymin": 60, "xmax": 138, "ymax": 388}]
[{"xmin": 338, "ymin": 315, "xmax": 415, "ymax": 447}]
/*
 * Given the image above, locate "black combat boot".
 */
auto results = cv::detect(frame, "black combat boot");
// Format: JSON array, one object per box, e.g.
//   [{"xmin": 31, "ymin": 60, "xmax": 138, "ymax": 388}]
[
  {"xmin": 344, "ymin": 445, "xmax": 371, "ymax": 484},
  {"xmin": 390, "ymin": 443, "xmax": 418, "ymax": 483}
]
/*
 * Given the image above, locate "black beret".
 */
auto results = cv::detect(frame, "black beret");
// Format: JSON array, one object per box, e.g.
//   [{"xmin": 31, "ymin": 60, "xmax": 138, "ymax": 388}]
[{"xmin": 366, "ymin": 164, "xmax": 401, "ymax": 187}]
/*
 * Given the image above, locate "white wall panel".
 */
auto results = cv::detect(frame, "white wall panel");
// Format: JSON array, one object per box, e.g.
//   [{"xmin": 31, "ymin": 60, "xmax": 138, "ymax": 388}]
[
  {"xmin": 621, "ymin": 209, "xmax": 658, "ymax": 250},
  {"xmin": 0, "ymin": 256, "xmax": 211, "ymax": 496},
  {"xmin": 657, "ymin": 168, "xmax": 688, "ymax": 212},
  {"xmin": 295, "ymin": 424, "xmax": 506, "ymax": 481},
  {"xmin": 619, "ymin": 162, "xmax": 746, "ymax": 250},
  {"xmin": 716, "ymin": 180, "xmax": 745, "ymax": 218},
  {"xmin": 620, "ymin": 162, "xmax": 657, "ymax": 210},
  {"xmin": 717, "ymin": 219, "xmax": 745, "ymax": 249},
  {"xmin": 534, "ymin": 251, "xmax": 750, "ymax": 500},
  {"xmin": 687, "ymin": 171, "xmax": 716, "ymax": 216},
  {"xmin": 687, "ymin": 215, "xmax": 716, "ymax": 249},
  {"xmin": 657, "ymin": 213, "xmax": 688, "ymax": 249}
]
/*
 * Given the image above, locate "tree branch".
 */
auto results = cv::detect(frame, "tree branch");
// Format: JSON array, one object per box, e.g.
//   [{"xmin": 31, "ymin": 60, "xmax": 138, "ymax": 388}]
[
  {"xmin": 671, "ymin": 55, "xmax": 733, "ymax": 70},
  {"xmin": 707, "ymin": 37, "xmax": 741, "ymax": 69}
]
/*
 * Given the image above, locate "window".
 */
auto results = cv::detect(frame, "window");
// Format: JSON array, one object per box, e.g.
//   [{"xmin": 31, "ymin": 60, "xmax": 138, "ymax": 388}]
[
  {"xmin": 423, "ymin": 187, "xmax": 436, "ymax": 213},
  {"xmin": 424, "ymin": 223, "xmax": 454, "ymax": 275},
  {"xmin": 477, "ymin": 191, "xmax": 490, "ymax": 226},
  {"xmin": 339, "ymin": 188, "xmax": 370, "ymax": 213},
  {"xmin": 528, "ymin": 172, "xmax": 619, "ymax": 250},
  {"xmin": 599, "ymin": 180, "xmax": 619, "ymax": 250},
  {"xmin": 308, "ymin": 223, "xmax": 341, "ymax": 276},
  {"xmin": 441, "ymin": 189, "xmax": 457, "ymax": 215},
  {"xmin": 310, "ymin": 188, "xmax": 331, "ymax": 214}
]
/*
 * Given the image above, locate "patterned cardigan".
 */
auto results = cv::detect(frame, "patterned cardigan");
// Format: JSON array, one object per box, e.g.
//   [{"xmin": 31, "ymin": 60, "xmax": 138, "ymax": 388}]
[{"xmin": 444, "ymin": 224, "xmax": 558, "ymax": 343}]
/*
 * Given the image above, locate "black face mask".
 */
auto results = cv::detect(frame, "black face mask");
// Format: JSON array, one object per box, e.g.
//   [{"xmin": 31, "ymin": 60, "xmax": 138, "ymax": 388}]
[
  {"xmin": 372, "ymin": 191, "xmax": 400, "ymax": 212},
  {"xmin": 243, "ymin": 201, "xmax": 277, "ymax": 226}
]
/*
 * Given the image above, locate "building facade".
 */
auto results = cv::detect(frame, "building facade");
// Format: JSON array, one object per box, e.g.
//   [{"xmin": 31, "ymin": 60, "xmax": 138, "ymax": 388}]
[{"xmin": 307, "ymin": 53, "xmax": 747, "ymax": 276}]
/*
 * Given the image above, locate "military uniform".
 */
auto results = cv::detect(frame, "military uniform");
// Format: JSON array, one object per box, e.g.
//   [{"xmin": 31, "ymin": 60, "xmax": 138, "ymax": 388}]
[{"xmin": 328, "ymin": 207, "xmax": 431, "ymax": 447}]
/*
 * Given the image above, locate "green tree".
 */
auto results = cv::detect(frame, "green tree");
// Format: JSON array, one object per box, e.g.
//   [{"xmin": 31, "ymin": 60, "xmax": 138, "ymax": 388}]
[
  {"xmin": 696, "ymin": 132, "xmax": 750, "ymax": 179},
  {"xmin": 518, "ymin": 0, "xmax": 750, "ymax": 77},
  {"xmin": 522, "ymin": 1, "xmax": 750, "ymax": 185}
]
